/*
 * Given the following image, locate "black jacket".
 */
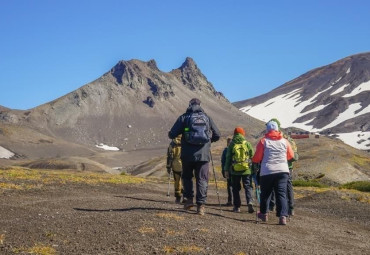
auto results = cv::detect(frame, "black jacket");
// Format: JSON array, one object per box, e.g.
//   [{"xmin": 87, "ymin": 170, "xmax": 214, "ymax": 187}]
[{"xmin": 168, "ymin": 105, "xmax": 220, "ymax": 162}]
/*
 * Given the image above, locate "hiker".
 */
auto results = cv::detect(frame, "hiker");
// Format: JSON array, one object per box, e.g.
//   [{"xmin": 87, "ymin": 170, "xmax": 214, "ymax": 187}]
[
  {"xmin": 166, "ymin": 134, "xmax": 183, "ymax": 204},
  {"xmin": 168, "ymin": 98, "xmax": 221, "ymax": 215},
  {"xmin": 267, "ymin": 119, "xmax": 299, "ymax": 216},
  {"xmin": 221, "ymin": 137, "xmax": 233, "ymax": 206},
  {"xmin": 224, "ymin": 127, "xmax": 255, "ymax": 213},
  {"xmin": 252, "ymin": 120, "xmax": 295, "ymax": 225}
]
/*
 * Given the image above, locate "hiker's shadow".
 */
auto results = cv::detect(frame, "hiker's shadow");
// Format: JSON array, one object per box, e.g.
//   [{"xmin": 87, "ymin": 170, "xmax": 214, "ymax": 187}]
[
  {"xmin": 114, "ymin": 195, "xmax": 170, "ymax": 204},
  {"xmin": 73, "ymin": 207, "xmax": 183, "ymax": 213}
]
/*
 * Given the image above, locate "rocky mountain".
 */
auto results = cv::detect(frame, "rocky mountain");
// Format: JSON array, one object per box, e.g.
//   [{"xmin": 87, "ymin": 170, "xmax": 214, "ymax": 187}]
[
  {"xmin": 234, "ymin": 52, "xmax": 370, "ymax": 150},
  {"xmin": 0, "ymin": 57, "xmax": 263, "ymax": 161}
]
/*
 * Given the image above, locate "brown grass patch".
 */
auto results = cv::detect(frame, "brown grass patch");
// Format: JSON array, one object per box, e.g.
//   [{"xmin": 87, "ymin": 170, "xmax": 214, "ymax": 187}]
[
  {"xmin": 138, "ymin": 227, "xmax": 156, "ymax": 234},
  {"xmin": 13, "ymin": 244, "xmax": 56, "ymax": 255},
  {"xmin": 163, "ymin": 245, "xmax": 204, "ymax": 254}
]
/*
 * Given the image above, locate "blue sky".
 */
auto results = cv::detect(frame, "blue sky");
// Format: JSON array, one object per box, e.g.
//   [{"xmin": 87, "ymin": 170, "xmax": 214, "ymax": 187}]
[{"xmin": 1, "ymin": 0, "xmax": 369, "ymax": 110}]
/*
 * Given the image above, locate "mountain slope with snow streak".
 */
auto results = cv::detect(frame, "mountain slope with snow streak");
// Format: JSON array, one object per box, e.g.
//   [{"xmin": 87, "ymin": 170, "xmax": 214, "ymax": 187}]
[{"xmin": 235, "ymin": 52, "xmax": 370, "ymax": 150}]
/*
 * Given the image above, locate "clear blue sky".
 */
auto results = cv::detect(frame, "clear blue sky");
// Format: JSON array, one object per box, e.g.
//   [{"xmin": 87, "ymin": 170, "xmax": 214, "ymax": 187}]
[{"xmin": 1, "ymin": 0, "xmax": 369, "ymax": 110}]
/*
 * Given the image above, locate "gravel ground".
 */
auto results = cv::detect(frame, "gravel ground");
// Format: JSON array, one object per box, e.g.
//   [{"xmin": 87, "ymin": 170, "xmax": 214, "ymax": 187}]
[{"xmin": 0, "ymin": 179, "xmax": 369, "ymax": 255}]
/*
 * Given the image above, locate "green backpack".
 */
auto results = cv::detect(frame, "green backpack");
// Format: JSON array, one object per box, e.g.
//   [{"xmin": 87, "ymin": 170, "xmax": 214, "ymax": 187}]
[{"xmin": 232, "ymin": 141, "xmax": 250, "ymax": 171}]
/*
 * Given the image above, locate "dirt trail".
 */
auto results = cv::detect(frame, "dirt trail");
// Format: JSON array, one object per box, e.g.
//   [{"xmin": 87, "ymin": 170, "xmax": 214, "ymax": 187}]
[{"xmin": 0, "ymin": 179, "xmax": 369, "ymax": 254}]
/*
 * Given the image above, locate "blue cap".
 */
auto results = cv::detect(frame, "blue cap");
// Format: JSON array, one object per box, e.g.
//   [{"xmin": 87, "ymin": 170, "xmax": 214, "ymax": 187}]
[{"xmin": 266, "ymin": 120, "xmax": 279, "ymax": 132}]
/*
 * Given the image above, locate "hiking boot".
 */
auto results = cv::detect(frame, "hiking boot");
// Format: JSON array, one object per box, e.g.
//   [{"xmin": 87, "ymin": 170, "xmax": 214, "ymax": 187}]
[
  {"xmin": 175, "ymin": 197, "xmax": 181, "ymax": 204},
  {"xmin": 181, "ymin": 197, "xmax": 187, "ymax": 204},
  {"xmin": 197, "ymin": 204, "xmax": 205, "ymax": 216},
  {"xmin": 183, "ymin": 199, "xmax": 194, "ymax": 210},
  {"xmin": 257, "ymin": 212, "xmax": 268, "ymax": 222},
  {"xmin": 233, "ymin": 207, "xmax": 241, "ymax": 213},
  {"xmin": 247, "ymin": 204, "xmax": 255, "ymax": 214},
  {"xmin": 279, "ymin": 216, "xmax": 287, "ymax": 225},
  {"xmin": 288, "ymin": 208, "xmax": 294, "ymax": 216},
  {"xmin": 226, "ymin": 201, "xmax": 233, "ymax": 206}
]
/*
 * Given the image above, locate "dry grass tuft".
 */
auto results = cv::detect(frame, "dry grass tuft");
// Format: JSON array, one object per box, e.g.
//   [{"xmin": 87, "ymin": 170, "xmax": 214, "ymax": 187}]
[
  {"xmin": 138, "ymin": 227, "xmax": 156, "ymax": 234},
  {"xmin": 156, "ymin": 213, "xmax": 184, "ymax": 221},
  {"xmin": 0, "ymin": 167, "xmax": 146, "ymax": 192},
  {"xmin": 13, "ymin": 244, "xmax": 56, "ymax": 255}
]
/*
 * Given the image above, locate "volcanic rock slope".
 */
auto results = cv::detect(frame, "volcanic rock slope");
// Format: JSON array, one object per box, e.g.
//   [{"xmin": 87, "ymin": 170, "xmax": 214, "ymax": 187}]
[
  {"xmin": 0, "ymin": 57, "xmax": 263, "ymax": 160},
  {"xmin": 234, "ymin": 52, "xmax": 370, "ymax": 150}
]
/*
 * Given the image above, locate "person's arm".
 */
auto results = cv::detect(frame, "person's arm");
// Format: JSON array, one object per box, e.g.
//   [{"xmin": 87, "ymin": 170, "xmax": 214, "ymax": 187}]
[
  {"xmin": 166, "ymin": 144, "xmax": 173, "ymax": 174},
  {"xmin": 208, "ymin": 117, "xmax": 221, "ymax": 143},
  {"xmin": 224, "ymin": 142, "xmax": 233, "ymax": 175},
  {"xmin": 286, "ymin": 139, "xmax": 294, "ymax": 161},
  {"xmin": 252, "ymin": 138, "xmax": 265, "ymax": 163},
  {"xmin": 221, "ymin": 148, "xmax": 227, "ymax": 178},
  {"xmin": 168, "ymin": 116, "xmax": 184, "ymax": 139}
]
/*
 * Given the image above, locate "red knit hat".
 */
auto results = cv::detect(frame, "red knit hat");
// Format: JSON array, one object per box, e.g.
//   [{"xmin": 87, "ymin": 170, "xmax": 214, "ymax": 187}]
[{"xmin": 234, "ymin": 127, "xmax": 245, "ymax": 136}]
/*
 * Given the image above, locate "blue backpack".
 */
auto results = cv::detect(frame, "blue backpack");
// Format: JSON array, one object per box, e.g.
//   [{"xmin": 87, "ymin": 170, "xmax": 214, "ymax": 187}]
[{"xmin": 184, "ymin": 112, "xmax": 210, "ymax": 145}]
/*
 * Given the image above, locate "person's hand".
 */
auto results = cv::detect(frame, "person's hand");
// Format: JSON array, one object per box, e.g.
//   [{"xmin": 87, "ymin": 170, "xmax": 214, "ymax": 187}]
[
  {"xmin": 225, "ymin": 171, "xmax": 229, "ymax": 179},
  {"xmin": 166, "ymin": 167, "xmax": 171, "ymax": 174}
]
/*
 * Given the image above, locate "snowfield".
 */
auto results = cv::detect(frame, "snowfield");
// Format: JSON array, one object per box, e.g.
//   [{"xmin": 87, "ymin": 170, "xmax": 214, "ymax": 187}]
[
  {"xmin": 240, "ymin": 80, "xmax": 370, "ymax": 150},
  {"xmin": 95, "ymin": 143, "xmax": 120, "ymax": 151},
  {"xmin": 0, "ymin": 146, "xmax": 15, "ymax": 159}
]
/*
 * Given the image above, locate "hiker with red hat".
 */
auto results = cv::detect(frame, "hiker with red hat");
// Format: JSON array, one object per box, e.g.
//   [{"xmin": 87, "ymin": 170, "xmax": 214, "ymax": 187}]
[{"xmin": 223, "ymin": 127, "xmax": 255, "ymax": 213}]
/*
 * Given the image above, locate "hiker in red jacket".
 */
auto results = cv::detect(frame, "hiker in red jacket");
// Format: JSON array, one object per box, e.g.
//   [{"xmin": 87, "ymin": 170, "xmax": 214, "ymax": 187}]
[{"xmin": 252, "ymin": 120, "xmax": 295, "ymax": 225}]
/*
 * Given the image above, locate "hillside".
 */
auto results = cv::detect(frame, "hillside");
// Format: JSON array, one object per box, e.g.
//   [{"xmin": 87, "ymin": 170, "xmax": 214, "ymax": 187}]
[
  {"xmin": 235, "ymin": 53, "xmax": 370, "ymax": 150},
  {"xmin": 0, "ymin": 57, "xmax": 263, "ymax": 162}
]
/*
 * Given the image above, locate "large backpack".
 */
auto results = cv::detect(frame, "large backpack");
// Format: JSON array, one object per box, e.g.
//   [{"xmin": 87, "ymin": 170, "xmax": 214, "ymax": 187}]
[
  {"xmin": 184, "ymin": 112, "xmax": 210, "ymax": 145},
  {"xmin": 232, "ymin": 141, "xmax": 250, "ymax": 171}
]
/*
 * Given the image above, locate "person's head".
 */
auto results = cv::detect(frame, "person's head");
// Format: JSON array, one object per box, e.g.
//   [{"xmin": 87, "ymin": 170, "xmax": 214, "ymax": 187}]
[
  {"xmin": 234, "ymin": 127, "xmax": 245, "ymax": 137},
  {"xmin": 189, "ymin": 98, "xmax": 201, "ymax": 106},
  {"xmin": 268, "ymin": 118, "xmax": 281, "ymax": 130},
  {"xmin": 266, "ymin": 120, "xmax": 279, "ymax": 132},
  {"xmin": 226, "ymin": 137, "xmax": 232, "ymax": 146}
]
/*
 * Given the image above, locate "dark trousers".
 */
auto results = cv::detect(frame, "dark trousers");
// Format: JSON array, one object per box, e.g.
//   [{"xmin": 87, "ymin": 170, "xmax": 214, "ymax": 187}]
[
  {"xmin": 182, "ymin": 161, "xmax": 209, "ymax": 205},
  {"xmin": 227, "ymin": 178, "xmax": 233, "ymax": 203},
  {"xmin": 231, "ymin": 174, "xmax": 253, "ymax": 208},
  {"xmin": 287, "ymin": 169, "xmax": 294, "ymax": 209},
  {"xmin": 260, "ymin": 172, "xmax": 289, "ymax": 217},
  {"xmin": 269, "ymin": 169, "xmax": 294, "ymax": 210}
]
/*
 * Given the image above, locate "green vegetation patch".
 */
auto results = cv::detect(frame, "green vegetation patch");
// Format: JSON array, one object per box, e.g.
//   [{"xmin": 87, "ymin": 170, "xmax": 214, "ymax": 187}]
[
  {"xmin": 293, "ymin": 179, "xmax": 328, "ymax": 188},
  {"xmin": 351, "ymin": 155, "xmax": 370, "ymax": 167},
  {"xmin": 339, "ymin": 181, "xmax": 370, "ymax": 193}
]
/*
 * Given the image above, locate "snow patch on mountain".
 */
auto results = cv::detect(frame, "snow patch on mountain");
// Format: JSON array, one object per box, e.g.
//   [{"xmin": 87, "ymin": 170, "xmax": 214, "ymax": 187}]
[
  {"xmin": 95, "ymin": 143, "xmax": 120, "ymax": 151},
  {"xmin": 0, "ymin": 146, "xmax": 14, "ymax": 159},
  {"xmin": 343, "ymin": 80, "xmax": 370, "ymax": 97},
  {"xmin": 240, "ymin": 80, "xmax": 370, "ymax": 150},
  {"xmin": 321, "ymin": 103, "xmax": 370, "ymax": 130},
  {"xmin": 336, "ymin": 131, "xmax": 370, "ymax": 150},
  {"xmin": 330, "ymin": 83, "xmax": 350, "ymax": 96}
]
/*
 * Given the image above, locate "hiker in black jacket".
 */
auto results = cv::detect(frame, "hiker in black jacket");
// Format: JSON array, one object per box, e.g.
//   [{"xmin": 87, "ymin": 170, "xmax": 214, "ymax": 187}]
[{"xmin": 168, "ymin": 98, "xmax": 221, "ymax": 215}]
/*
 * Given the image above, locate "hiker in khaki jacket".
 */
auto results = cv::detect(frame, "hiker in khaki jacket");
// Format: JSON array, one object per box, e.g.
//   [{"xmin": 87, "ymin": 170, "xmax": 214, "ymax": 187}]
[{"xmin": 166, "ymin": 135, "xmax": 183, "ymax": 204}]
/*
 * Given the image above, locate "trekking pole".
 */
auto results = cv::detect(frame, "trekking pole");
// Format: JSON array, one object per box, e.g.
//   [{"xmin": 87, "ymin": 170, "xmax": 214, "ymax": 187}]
[
  {"xmin": 252, "ymin": 174, "xmax": 261, "ymax": 224},
  {"xmin": 166, "ymin": 170, "xmax": 171, "ymax": 197},
  {"xmin": 210, "ymin": 150, "xmax": 222, "ymax": 214}
]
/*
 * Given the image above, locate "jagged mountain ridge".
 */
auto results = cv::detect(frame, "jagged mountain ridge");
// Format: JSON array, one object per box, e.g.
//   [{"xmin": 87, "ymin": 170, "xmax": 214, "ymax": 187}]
[
  {"xmin": 0, "ymin": 57, "xmax": 263, "ymax": 158},
  {"xmin": 234, "ymin": 52, "xmax": 370, "ymax": 150}
]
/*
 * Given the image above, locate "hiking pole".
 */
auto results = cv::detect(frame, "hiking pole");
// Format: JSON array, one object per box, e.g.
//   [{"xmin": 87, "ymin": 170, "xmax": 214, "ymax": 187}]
[
  {"xmin": 166, "ymin": 170, "xmax": 171, "ymax": 197},
  {"xmin": 210, "ymin": 150, "xmax": 222, "ymax": 214},
  {"xmin": 252, "ymin": 174, "xmax": 261, "ymax": 224}
]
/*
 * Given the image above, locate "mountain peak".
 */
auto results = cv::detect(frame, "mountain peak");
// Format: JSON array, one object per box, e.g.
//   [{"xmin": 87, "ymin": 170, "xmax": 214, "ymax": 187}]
[{"xmin": 180, "ymin": 57, "xmax": 197, "ymax": 70}]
